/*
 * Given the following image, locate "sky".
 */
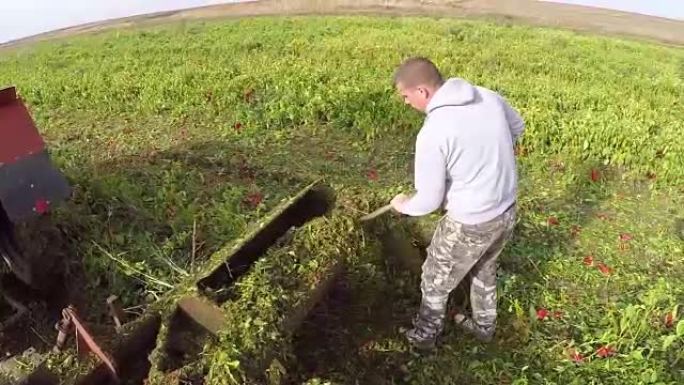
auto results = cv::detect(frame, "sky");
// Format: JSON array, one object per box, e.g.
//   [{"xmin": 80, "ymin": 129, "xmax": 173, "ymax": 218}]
[
  {"xmin": 0, "ymin": 0, "xmax": 242, "ymax": 44},
  {"xmin": 1, "ymin": 1, "xmax": 683, "ymax": 44},
  {"xmin": 543, "ymin": 0, "xmax": 684, "ymax": 20}
]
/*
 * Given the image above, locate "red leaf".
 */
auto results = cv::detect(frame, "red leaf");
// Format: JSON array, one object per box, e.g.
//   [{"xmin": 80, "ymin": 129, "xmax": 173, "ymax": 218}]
[
  {"xmin": 597, "ymin": 262, "xmax": 613, "ymax": 276},
  {"xmin": 245, "ymin": 192, "xmax": 263, "ymax": 208},
  {"xmin": 536, "ymin": 308, "xmax": 549, "ymax": 320},
  {"xmin": 570, "ymin": 225, "xmax": 582, "ymax": 237},
  {"xmin": 234, "ymin": 122, "xmax": 243, "ymax": 132},
  {"xmin": 590, "ymin": 168, "xmax": 600, "ymax": 182},
  {"xmin": 596, "ymin": 345, "xmax": 615, "ymax": 358},
  {"xmin": 547, "ymin": 216, "xmax": 559, "ymax": 226},
  {"xmin": 553, "ymin": 311, "xmax": 563, "ymax": 320},
  {"xmin": 597, "ymin": 213, "xmax": 610, "ymax": 221},
  {"xmin": 34, "ymin": 199, "xmax": 50, "ymax": 215},
  {"xmin": 619, "ymin": 233, "xmax": 633, "ymax": 242},
  {"xmin": 367, "ymin": 169, "xmax": 379, "ymax": 181},
  {"xmin": 665, "ymin": 312, "xmax": 675, "ymax": 328},
  {"xmin": 570, "ymin": 350, "xmax": 585, "ymax": 363},
  {"xmin": 583, "ymin": 255, "xmax": 594, "ymax": 266}
]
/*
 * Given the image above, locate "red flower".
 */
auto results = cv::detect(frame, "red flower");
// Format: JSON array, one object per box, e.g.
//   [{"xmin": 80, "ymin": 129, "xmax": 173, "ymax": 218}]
[
  {"xmin": 536, "ymin": 308, "xmax": 549, "ymax": 320},
  {"xmin": 619, "ymin": 233, "xmax": 633, "ymax": 242},
  {"xmin": 583, "ymin": 255, "xmax": 594, "ymax": 266},
  {"xmin": 596, "ymin": 345, "xmax": 615, "ymax": 358},
  {"xmin": 367, "ymin": 169, "xmax": 379, "ymax": 181},
  {"xmin": 234, "ymin": 122, "xmax": 243, "ymax": 132},
  {"xmin": 34, "ymin": 199, "xmax": 50, "ymax": 214},
  {"xmin": 570, "ymin": 225, "xmax": 581, "ymax": 237},
  {"xmin": 597, "ymin": 262, "xmax": 612, "ymax": 276},
  {"xmin": 590, "ymin": 168, "xmax": 600, "ymax": 182},
  {"xmin": 547, "ymin": 216, "xmax": 559, "ymax": 226},
  {"xmin": 665, "ymin": 312, "xmax": 675, "ymax": 328},
  {"xmin": 245, "ymin": 191, "xmax": 263, "ymax": 208},
  {"xmin": 553, "ymin": 311, "xmax": 563, "ymax": 320},
  {"xmin": 570, "ymin": 350, "xmax": 585, "ymax": 363}
]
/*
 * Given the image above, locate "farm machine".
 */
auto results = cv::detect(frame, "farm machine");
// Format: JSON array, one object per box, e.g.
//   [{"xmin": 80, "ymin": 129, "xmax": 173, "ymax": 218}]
[
  {"xmin": 0, "ymin": 85, "xmax": 71, "ymax": 331},
  {"xmin": 0, "ymin": 85, "xmax": 364, "ymax": 385}
]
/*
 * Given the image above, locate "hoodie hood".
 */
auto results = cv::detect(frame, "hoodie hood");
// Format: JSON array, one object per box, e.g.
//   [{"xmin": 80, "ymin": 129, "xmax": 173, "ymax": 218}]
[{"xmin": 426, "ymin": 78, "xmax": 476, "ymax": 113}]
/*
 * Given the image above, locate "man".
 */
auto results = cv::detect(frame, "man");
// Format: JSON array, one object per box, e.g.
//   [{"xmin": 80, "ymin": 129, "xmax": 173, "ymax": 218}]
[{"xmin": 390, "ymin": 57, "xmax": 524, "ymax": 350}]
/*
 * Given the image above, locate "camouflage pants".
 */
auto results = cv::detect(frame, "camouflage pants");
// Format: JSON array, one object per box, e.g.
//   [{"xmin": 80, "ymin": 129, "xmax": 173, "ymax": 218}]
[{"xmin": 412, "ymin": 203, "xmax": 517, "ymax": 339}]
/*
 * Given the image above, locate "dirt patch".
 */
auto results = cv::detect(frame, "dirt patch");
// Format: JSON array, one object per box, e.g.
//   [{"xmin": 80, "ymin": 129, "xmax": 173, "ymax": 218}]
[{"xmin": 2, "ymin": 0, "xmax": 683, "ymax": 50}]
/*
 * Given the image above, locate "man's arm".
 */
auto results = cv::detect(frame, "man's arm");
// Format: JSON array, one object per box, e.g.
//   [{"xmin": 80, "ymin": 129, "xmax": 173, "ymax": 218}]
[
  {"xmin": 395, "ymin": 131, "xmax": 446, "ymax": 216},
  {"xmin": 500, "ymin": 95, "xmax": 525, "ymax": 142}
]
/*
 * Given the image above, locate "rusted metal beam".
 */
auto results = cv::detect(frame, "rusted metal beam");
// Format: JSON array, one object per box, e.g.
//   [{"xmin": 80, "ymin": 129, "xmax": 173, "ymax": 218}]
[
  {"xmin": 177, "ymin": 296, "xmax": 227, "ymax": 336},
  {"xmin": 52, "ymin": 306, "xmax": 119, "ymax": 382}
]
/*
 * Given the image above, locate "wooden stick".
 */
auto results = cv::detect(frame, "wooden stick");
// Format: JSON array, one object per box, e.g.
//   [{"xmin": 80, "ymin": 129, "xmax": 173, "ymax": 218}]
[{"xmin": 360, "ymin": 204, "xmax": 393, "ymax": 222}]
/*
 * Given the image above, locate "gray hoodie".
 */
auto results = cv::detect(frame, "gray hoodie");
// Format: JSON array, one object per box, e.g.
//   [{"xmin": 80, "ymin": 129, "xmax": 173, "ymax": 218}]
[{"xmin": 399, "ymin": 78, "xmax": 524, "ymax": 225}]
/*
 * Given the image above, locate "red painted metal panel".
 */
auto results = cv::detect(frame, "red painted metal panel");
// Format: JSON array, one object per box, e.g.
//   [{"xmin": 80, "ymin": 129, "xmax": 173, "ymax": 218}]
[{"xmin": 0, "ymin": 86, "xmax": 46, "ymax": 165}]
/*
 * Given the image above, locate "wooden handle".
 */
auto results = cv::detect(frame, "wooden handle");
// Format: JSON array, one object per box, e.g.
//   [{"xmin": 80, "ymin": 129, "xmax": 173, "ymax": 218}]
[{"xmin": 360, "ymin": 204, "xmax": 393, "ymax": 221}]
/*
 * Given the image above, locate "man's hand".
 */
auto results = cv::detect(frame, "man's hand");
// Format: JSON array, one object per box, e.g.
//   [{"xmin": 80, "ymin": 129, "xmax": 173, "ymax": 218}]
[{"xmin": 390, "ymin": 193, "xmax": 410, "ymax": 213}]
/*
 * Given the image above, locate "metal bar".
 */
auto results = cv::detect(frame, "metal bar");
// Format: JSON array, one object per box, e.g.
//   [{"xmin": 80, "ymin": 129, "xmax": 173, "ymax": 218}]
[
  {"xmin": 52, "ymin": 308, "xmax": 73, "ymax": 353},
  {"xmin": 65, "ymin": 307, "xmax": 119, "ymax": 382},
  {"xmin": 177, "ymin": 296, "xmax": 227, "ymax": 336}
]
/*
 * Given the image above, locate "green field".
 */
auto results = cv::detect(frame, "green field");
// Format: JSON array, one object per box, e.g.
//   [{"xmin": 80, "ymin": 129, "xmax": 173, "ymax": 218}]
[{"xmin": 1, "ymin": 15, "xmax": 683, "ymax": 385}]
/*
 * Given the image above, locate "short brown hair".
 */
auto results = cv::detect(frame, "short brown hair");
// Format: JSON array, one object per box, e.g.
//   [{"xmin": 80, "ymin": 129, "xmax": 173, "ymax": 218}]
[{"xmin": 393, "ymin": 57, "xmax": 444, "ymax": 88}]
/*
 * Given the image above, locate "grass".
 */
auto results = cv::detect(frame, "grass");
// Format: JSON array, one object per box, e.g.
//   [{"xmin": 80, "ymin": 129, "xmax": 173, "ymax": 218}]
[{"xmin": 0, "ymin": 15, "xmax": 683, "ymax": 384}]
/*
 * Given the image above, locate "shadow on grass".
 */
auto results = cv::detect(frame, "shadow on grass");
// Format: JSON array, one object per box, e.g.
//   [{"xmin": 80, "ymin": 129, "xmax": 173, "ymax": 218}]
[
  {"xmin": 81, "ymin": 138, "xmax": 322, "ymax": 292},
  {"xmin": 1, "ymin": 138, "xmax": 311, "ymax": 359},
  {"xmin": 285, "ymin": 157, "xmax": 620, "ymax": 384}
]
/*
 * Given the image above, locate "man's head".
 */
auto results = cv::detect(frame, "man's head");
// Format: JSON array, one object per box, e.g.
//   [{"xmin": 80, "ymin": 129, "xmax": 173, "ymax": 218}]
[{"xmin": 393, "ymin": 57, "xmax": 444, "ymax": 113}]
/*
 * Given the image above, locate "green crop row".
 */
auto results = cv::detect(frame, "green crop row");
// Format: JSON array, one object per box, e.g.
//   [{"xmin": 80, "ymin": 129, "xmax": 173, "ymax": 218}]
[
  {"xmin": 2, "ymin": 17, "xmax": 683, "ymax": 182},
  {"xmin": 138, "ymin": 205, "xmax": 369, "ymax": 385}
]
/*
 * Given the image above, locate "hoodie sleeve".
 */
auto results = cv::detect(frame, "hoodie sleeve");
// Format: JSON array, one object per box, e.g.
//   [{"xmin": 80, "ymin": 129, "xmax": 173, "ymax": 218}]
[
  {"xmin": 398, "ymin": 129, "xmax": 447, "ymax": 216},
  {"xmin": 499, "ymin": 95, "xmax": 525, "ymax": 142}
]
